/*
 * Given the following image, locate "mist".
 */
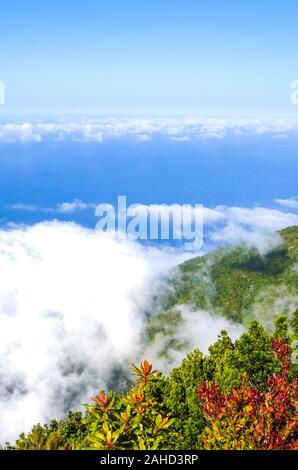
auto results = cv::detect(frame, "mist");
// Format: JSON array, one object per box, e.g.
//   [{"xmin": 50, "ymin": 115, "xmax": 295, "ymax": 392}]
[
  {"xmin": 0, "ymin": 221, "xmax": 187, "ymax": 443},
  {"xmin": 0, "ymin": 220, "xmax": 250, "ymax": 444},
  {"xmin": 145, "ymin": 306, "xmax": 244, "ymax": 372}
]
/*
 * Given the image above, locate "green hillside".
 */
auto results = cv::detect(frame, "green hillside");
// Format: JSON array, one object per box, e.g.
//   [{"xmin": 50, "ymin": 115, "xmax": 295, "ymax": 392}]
[
  {"xmin": 8, "ymin": 314, "xmax": 298, "ymax": 450},
  {"xmin": 5, "ymin": 227, "xmax": 298, "ymax": 451},
  {"xmin": 148, "ymin": 227, "xmax": 298, "ymax": 344}
]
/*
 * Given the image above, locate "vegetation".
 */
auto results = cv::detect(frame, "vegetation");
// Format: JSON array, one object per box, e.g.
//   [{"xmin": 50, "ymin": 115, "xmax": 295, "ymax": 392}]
[
  {"xmin": 8, "ymin": 314, "xmax": 298, "ymax": 450},
  {"xmin": 147, "ymin": 226, "xmax": 298, "ymax": 349},
  {"xmin": 5, "ymin": 228, "xmax": 298, "ymax": 450},
  {"xmin": 199, "ymin": 370, "xmax": 297, "ymax": 450}
]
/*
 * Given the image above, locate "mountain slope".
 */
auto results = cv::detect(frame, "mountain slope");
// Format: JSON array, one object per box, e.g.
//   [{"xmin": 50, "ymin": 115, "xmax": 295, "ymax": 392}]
[{"xmin": 148, "ymin": 226, "xmax": 298, "ymax": 344}]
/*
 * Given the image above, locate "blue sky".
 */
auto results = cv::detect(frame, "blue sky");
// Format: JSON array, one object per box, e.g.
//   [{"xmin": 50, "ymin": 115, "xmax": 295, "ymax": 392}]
[{"xmin": 0, "ymin": 0, "xmax": 298, "ymax": 115}]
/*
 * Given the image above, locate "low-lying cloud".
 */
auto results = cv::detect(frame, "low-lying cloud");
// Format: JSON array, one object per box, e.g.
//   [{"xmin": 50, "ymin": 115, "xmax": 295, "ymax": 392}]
[
  {"xmin": 146, "ymin": 306, "xmax": 244, "ymax": 372},
  {"xmin": 275, "ymin": 197, "xmax": 298, "ymax": 210},
  {"xmin": 207, "ymin": 205, "xmax": 298, "ymax": 253},
  {"xmin": 1, "ymin": 116, "xmax": 298, "ymax": 143},
  {"xmin": 8, "ymin": 199, "xmax": 298, "ymax": 253},
  {"xmin": 0, "ymin": 221, "xmax": 186, "ymax": 444},
  {"xmin": 0, "ymin": 208, "xmax": 297, "ymax": 444}
]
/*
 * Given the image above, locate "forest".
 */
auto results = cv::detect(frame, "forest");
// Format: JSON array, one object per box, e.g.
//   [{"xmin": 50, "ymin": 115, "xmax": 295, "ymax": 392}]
[
  {"xmin": 6, "ymin": 311, "xmax": 298, "ymax": 450},
  {"xmin": 3, "ymin": 226, "xmax": 298, "ymax": 450}
]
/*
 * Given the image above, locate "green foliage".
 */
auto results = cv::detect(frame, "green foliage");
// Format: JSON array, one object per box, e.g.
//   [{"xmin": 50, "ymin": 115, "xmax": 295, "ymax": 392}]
[
  {"xmin": 157, "ymin": 226, "xmax": 298, "ymax": 327},
  {"xmin": 146, "ymin": 310, "xmax": 188, "ymax": 355},
  {"xmin": 7, "ymin": 225, "xmax": 298, "ymax": 451},
  {"xmin": 273, "ymin": 314, "xmax": 291, "ymax": 343},
  {"xmin": 291, "ymin": 308, "xmax": 298, "ymax": 339},
  {"xmin": 84, "ymin": 361, "xmax": 176, "ymax": 450},
  {"xmin": 11, "ymin": 411, "xmax": 87, "ymax": 450},
  {"xmin": 10, "ymin": 312, "xmax": 298, "ymax": 451},
  {"xmin": 161, "ymin": 350, "xmax": 207, "ymax": 449},
  {"xmin": 218, "ymin": 321, "xmax": 282, "ymax": 390}
]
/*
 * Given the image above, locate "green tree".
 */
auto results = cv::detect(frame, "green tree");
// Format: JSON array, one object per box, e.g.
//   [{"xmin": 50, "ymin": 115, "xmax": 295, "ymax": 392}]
[
  {"xmin": 162, "ymin": 350, "xmax": 206, "ymax": 449},
  {"xmin": 84, "ymin": 361, "xmax": 176, "ymax": 450}
]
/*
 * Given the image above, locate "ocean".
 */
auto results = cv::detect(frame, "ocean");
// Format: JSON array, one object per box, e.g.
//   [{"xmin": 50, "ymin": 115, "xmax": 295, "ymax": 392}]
[{"xmin": 1, "ymin": 134, "xmax": 297, "ymax": 231}]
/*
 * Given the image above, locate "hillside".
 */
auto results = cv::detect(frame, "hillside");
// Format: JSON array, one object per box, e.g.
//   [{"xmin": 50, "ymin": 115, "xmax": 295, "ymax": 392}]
[
  {"xmin": 7, "ymin": 313, "xmax": 298, "ymax": 450},
  {"xmin": 147, "ymin": 227, "xmax": 298, "ymax": 346},
  {"xmin": 4, "ymin": 227, "xmax": 298, "ymax": 451}
]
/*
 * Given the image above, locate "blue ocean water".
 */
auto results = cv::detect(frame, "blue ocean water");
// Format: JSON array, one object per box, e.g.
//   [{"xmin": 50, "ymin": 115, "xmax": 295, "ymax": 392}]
[{"xmin": 0, "ymin": 135, "xmax": 297, "ymax": 228}]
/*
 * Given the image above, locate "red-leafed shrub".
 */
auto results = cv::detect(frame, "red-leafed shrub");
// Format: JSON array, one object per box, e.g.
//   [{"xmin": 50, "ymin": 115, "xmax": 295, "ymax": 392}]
[
  {"xmin": 198, "ymin": 358, "xmax": 298, "ymax": 450},
  {"xmin": 272, "ymin": 338, "xmax": 291, "ymax": 370}
]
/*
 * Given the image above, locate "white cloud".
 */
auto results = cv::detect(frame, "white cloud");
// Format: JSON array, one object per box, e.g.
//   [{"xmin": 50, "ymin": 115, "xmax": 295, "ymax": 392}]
[
  {"xmin": 274, "ymin": 134, "xmax": 288, "ymax": 139},
  {"xmin": 275, "ymin": 197, "xmax": 298, "ymax": 210},
  {"xmin": 117, "ymin": 203, "xmax": 297, "ymax": 250},
  {"xmin": 203, "ymin": 207, "xmax": 226, "ymax": 224},
  {"xmin": 1, "ymin": 116, "xmax": 298, "ymax": 143},
  {"xmin": 9, "ymin": 200, "xmax": 95, "ymax": 214},
  {"xmin": 171, "ymin": 136, "xmax": 190, "ymax": 141},
  {"xmin": 9, "ymin": 204, "xmax": 41, "ymax": 212},
  {"xmin": 208, "ymin": 206, "xmax": 298, "ymax": 253},
  {"xmin": 57, "ymin": 199, "xmax": 94, "ymax": 213},
  {"xmin": 0, "ymin": 221, "xmax": 186, "ymax": 444},
  {"xmin": 221, "ymin": 206, "xmax": 298, "ymax": 232},
  {"xmin": 8, "ymin": 200, "xmax": 298, "ymax": 250},
  {"xmin": 135, "ymin": 134, "xmax": 152, "ymax": 142},
  {"xmin": 147, "ymin": 306, "xmax": 244, "ymax": 372},
  {"xmin": 0, "ymin": 123, "xmax": 42, "ymax": 143},
  {"xmin": 0, "ymin": 201, "xmax": 297, "ymax": 443}
]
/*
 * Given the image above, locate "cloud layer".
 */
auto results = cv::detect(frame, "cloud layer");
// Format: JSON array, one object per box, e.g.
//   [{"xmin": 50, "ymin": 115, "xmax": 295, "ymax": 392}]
[
  {"xmin": 8, "ymin": 199, "xmax": 298, "ymax": 252},
  {"xmin": 275, "ymin": 197, "xmax": 298, "ymax": 210},
  {"xmin": 0, "ymin": 219, "xmax": 252, "ymax": 444},
  {"xmin": 146, "ymin": 306, "xmax": 244, "ymax": 372},
  {"xmin": 0, "ymin": 222, "xmax": 186, "ymax": 444},
  {"xmin": 0, "ymin": 202, "xmax": 297, "ymax": 443},
  {"xmin": 1, "ymin": 116, "xmax": 298, "ymax": 143}
]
